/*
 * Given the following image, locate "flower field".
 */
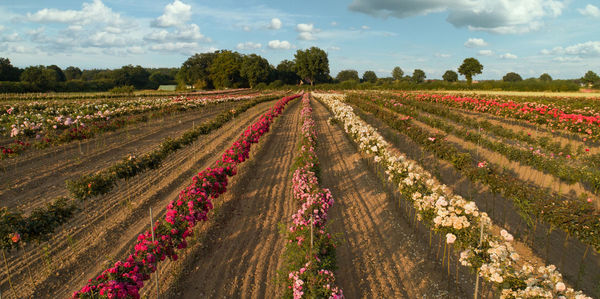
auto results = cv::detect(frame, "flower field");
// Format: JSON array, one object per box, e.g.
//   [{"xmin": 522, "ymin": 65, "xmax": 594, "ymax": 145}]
[{"xmin": 1, "ymin": 90, "xmax": 599, "ymax": 298}]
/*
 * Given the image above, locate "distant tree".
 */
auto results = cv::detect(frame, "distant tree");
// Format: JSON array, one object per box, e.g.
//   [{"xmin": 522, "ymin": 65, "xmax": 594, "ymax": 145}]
[
  {"xmin": 503, "ymin": 72, "xmax": 523, "ymax": 82},
  {"xmin": 392, "ymin": 66, "xmax": 404, "ymax": 80},
  {"xmin": 362, "ymin": 70, "xmax": 377, "ymax": 83},
  {"xmin": 20, "ymin": 65, "xmax": 60, "ymax": 89},
  {"xmin": 0, "ymin": 58, "xmax": 21, "ymax": 81},
  {"xmin": 47, "ymin": 65, "xmax": 66, "ymax": 82},
  {"xmin": 582, "ymin": 70, "xmax": 600, "ymax": 85},
  {"xmin": 113, "ymin": 65, "xmax": 150, "ymax": 89},
  {"xmin": 336, "ymin": 69, "xmax": 359, "ymax": 82},
  {"xmin": 149, "ymin": 71, "xmax": 172, "ymax": 87},
  {"xmin": 412, "ymin": 69, "xmax": 426, "ymax": 83},
  {"xmin": 294, "ymin": 47, "xmax": 329, "ymax": 85},
  {"xmin": 276, "ymin": 60, "xmax": 300, "ymax": 85},
  {"xmin": 209, "ymin": 50, "xmax": 244, "ymax": 89},
  {"xmin": 240, "ymin": 54, "xmax": 271, "ymax": 88},
  {"xmin": 458, "ymin": 57, "xmax": 483, "ymax": 85},
  {"xmin": 539, "ymin": 73, "xmax": 552, "ymax": 82},
  {"xmin": 64, "ymin": 66, "xmax": 82, "ymax": 81},
  {"xmin": 442, "ymin": 70, "xmax": 458, "ymax": 82},
  {"xmin": 177, "ymin": 52, "xmax": 218, "ymax": 89}
]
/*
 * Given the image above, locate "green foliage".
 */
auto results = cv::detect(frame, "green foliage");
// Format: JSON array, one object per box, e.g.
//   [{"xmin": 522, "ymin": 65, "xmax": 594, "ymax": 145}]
[
  {"xmin": 582, "ymin": 70, "xmax": 600, "ymax": 85},
  {"xmin": 362, "ymin": 70, "xmax": 377, "ymax": 83},
  {"xmin": 276, "ymin": 60, "xmax": 300, "ymax": 85},
  {"xmin": 412, "ymin": 69, "xmax": 426, "ymax": 83},
  {"xmin": 112, "ymin": 65, "xmax": 150, "ymax": 89},
  {"xmin": 293, "ymin": 47, "xmax": 330, "ymax": 85},
  {"xmin": 20, "ymin": 65, "xmax": 62, "ymax": 90},
  {"xmin": 503, "ymin": 72, "xmax": 523, "ymax": 82},
  {"xmin": 0, "ymin": 57, "xmax": 22, "ymax": 81},
  {"xmin": 392, "ymin": 66, "xmax": 404, "ymax": 80},
  {"xmin": 209, "ymin": 50, "xmax": 245, "ymax": 89},
  {"xmin": 47, "ymin": 65, "xmax": 66, "ymax": 82},
  {"xmin": 64, "ymin": 66, "xmax": 83, "ymax": 81},
  {"xmin": 442, "ymin": 70, "xmax": 458, "ymax": 82},
  {"xmin": 149, "ymin": 71, "xmax": 174, "ymax": 88},
  {"xmin": 109, "ymin": 85, "xmax": 135, "ymax": 95},
  {"xmin": 177, "ymin": 52, "xmax": 217, "ymax": 89},
  {"xmin": 539, "ymin": 73, "xmax": 552, "ymax": 82},
  {"xmin": 458, "ymin": 57, "xmax": 483, "ymax": 85},
  {"xmin": 336, "ymin": 69, "xmax": 359, "ymax": 82},
  {"xmin": 240, "ymin": 54, "xmax": 271, "ymax": 88}
]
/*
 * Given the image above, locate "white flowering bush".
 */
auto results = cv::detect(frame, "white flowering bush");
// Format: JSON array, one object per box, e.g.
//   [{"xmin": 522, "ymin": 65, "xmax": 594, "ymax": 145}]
[{"xmin": 314, "ymin": 92, "xmax": 590, "ymax": 299}]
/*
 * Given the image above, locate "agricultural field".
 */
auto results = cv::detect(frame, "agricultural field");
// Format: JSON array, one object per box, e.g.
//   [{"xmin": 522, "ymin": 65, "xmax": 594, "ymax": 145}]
[{"xmin": 0, "ymin": 88, "xmax": 598, "ymax": 299}]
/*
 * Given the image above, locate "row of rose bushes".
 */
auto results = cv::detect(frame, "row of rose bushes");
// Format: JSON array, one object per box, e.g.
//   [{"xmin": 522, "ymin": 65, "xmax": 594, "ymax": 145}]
[
  {"xmin": 354, "ymin": 93, "xmax": 600, "ymax": 196},
  {"xmin": 281, "ymin": 93, "xmax": 343, "ymax": 298},
  {"xmin": 0, "ymin": 92, "xmax": 267, "ymax": 159},
  {"xmin": 66, "ymin": 94, "xmax": 280, "ymax": 200},
  {"xmin": 0, "ymin": 94, "xmax": 279, "ymax": 252},
  {"xmin": 344, "ymin": 94, "xmax": 600, "ymax": 252},
  {"xmin": 0, "ymin": 197, "xmax": 77, "ymax": 250},
  {"xmin": 390, "ymin": 92, "xmax": 600, "ymax": 141},
  {"xmin": 72, "ymin": 93, "xmax": 300, "ymax": 298},
  {"xmin": 314, "ymin": 92, "xmax": 591, "ymax": 299}
]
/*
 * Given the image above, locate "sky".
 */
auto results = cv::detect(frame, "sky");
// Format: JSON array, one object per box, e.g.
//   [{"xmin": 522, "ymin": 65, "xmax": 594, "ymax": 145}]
[{"xmin": 0, "ymin": 0, "xmax": 599, "ymax": 80}]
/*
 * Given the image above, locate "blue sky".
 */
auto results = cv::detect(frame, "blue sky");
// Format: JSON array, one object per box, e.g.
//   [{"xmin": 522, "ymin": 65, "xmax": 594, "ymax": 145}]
[{"xmin": 0, "ymin": 0, "xmax": 599, "ymax": 79}]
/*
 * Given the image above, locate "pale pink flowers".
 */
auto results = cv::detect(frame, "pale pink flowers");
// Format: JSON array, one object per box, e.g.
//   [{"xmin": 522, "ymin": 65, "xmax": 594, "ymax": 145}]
[
  {"xmin": 428, "ymin": 137, "xmax": 436, "ymax": 142},
  {"xmin": 477, "ymin": 161, "xmax": 487, "ymax": 168},
  {"xmin": 7, "ymin": 107, "xmax": 13, "ymax": 114},
  {"xmin": 446, "ymin": 233, "xmax": 456, "ymax": 244}
]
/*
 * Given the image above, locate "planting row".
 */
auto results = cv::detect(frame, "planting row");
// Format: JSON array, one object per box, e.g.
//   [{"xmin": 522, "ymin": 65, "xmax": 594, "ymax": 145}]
[
  {"xmin": 72, "ymin": 93, "xmax": 300, "ymax": 298},
  {"xmin": 315, "ymin": 92, "xmax": 590, "ymax": 299},
  {"xmin": 0, "ymin": 91, "xmax": 266, "ymax": 158},
  {"xmin": 0, "ymin": 94, "xmax": 282, "ymax": 251},
  {"xmin": 345, "ymin": 94, "xmax": 600, "ymax": 253},
  {"xmin": 281, "ymin": 93, "xmax": 343, "ymax": 298}
]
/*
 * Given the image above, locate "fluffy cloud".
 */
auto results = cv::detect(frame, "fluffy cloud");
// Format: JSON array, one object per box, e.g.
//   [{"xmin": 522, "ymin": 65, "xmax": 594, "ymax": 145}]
[
  {"xmin": 144, "ymin": 24, "xmax": 209, "ymax": 43},
  {"xmin": 349, "ymin": 0, "xmax": 565, "ymax": 34},
  {"xmin": 237, "ymin": 41, "xmax": 262, "ymax": 50},
  {"xmin": 268, "ymin": 40, "xmax": 292, "ymax": 50},
  {"xmin": 296, "ymin": 23, "xmax": 319, "ymax": 40},
  {"xmin": 151, "ymin": 0, "xmax": 192, "ymax": 28},
  {"xmin": 500, "ymin": 53, "xmax": 518, "ymax": 59},
  {"xmin": 464, "ymin": 38, "xmax": 488, "ymax": 48},
  {"xmin": 328, "ymin": 46, "xmax": 341, "ymax": 51},
  {"xmin": 435, "ymin": 53, "xmax": 451, "ymax": 58},
  {"xmin": 478, "ymin": 49, "xmax": 493, "ymax": 56},
  {"xmin": 27, "ymin": 0, "xmax": 126, "ymax": 26},
  {"xmin": 579, "ymin": 4, "xmax": 600, "ymax": 17},
  {"xmin": 361, "ymin": 25, "xmax": 370, "ymax": 30},
  {"xmin": 149, "ymin": 42, "xmax": 216, "ymax": 55},
  {"xmin": 543, "ymin": 41, "xmax": 600, "ymax": 57},
  {"xmin": 267, "ymin": 18, "xmax": 282, "ymax": 30}
]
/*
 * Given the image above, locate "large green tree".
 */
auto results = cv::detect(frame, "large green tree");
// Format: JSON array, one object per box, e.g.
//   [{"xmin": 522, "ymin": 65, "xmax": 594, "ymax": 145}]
[
  {"xmin": 112, "ymin": 65, "xmax": 150, "ymax": 89},
  {"xmin": 458, "ymin": 57, "xmax": 483, "ymax": 85},
  {"xmin": 336, "ymin": 69, "xmax": 359, "ymax": 82},
  {"xmin": 442, "ymin": 70, "xmax": 458, "ymax": 82},
  {"xmin": 0, "ymin": 58, "xmax": 21, "ymax": 81},
  {"xmin": 392, "ymin": 66, "xmax": 404, "ymax": 80},
  {"xmin": 276, "ymin": 60, "xmax": 299, "ymax": 85},
  {"xmin": 539, "ymin": 73, "xmax": 552, "ymax": 82},
  {"xmin": 64, "ymin": 66, "xmax": 82, "ymax": 81},
  {"xmin": 412, "ymin": 69, "xmax": 426, "ymax": 83},
  {"xmin": 20, "ymin": 65, "xmax": 60, "ymax": 89},
  {"xmin": 177, "ymin": 52, "xmax": 218, "ymax": 89},
  {"xmin": 293, "ymin": 47, "xmax": 329, "ymax": 86},
  {"xmin": 47, "ymin": 65, "xmax": 66, "ymax": 82},
  {"xmin": 362, "ymin": 70, "xmax": 377, "ymax": 83},
  {"xmin": 209, "ymin": 50, "xmax": 244, "ymax": 89},
  {"xmin": 582, "ymin": 70, "xmax": 600, "ymax": 85},
  {"xmin": 240, "ymin": 54, "xmax": 271, "ymax": 88},
  {"xmin": 503, "ymin": 72, "xmax": 523, "ymax": 82}
]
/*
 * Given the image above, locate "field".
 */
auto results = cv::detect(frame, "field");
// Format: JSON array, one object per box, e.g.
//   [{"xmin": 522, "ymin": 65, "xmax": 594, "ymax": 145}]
[{"xmin": 1, "ymin": 89, "xmax": 599, "ymax": 298}]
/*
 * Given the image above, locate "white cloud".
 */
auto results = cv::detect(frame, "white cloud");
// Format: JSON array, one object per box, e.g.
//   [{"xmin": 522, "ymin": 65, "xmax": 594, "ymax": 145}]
[
  {"xmin": 144, "ymin": 24, "xmax": 209, "ymax": 43},
  {"xmin": 579, "ymin": 4, "xmax": 600, "ymax": 17},
  {"xmin": 500, "ymin": 53, "xmax": 518, "ymax": 59},
  {"xmin": 349, "ymin": 0, "xmax": 565, "ymax": 34},
  {"xmin": 87, "ymin": 31, "xmax": 127, "ymax": 47},
  {"xmin": 478, "ymin": 49, "xmax": 494, "ymax": 56},
  {"xmin": 152, "ymin": 0, "xmax": 192, "ymax": 28},
  {"xmin": 237, "ymin": 41, "xmax": 262, "ymax": 50},
  {"xmin": 361, "ymin": 25, "xmax": 370, "ymax": 30},
  {"xmin": 150, "ymin": 42, "xmax": 204, "ymax": 55},
  {"xmin": 328, "ymin": 46, "xmax": 341, "ymax": 51},
  {"xmin": 296, "ymin": 23, "xmax": 320, "ymax": 40},
  {"xmin": 243, "ymin": 25, "xmax": 251, "ymax": 32},
  {"xmin": 553, "ymin": 56, "xmax": 583, "ymax": 62},
  {"xmin": 127, "ymin": 46, "xmax": 145, "ymax": 54},
  {"xmin": 268, "ymin": 40, "xmax": 292, "ymax": 50},
  {"xmin": 543, "ymin": 41, "xmax": 600, "ymax": 57},
  {"xmin": 464, "ymin": 38, "xmax": 488, "ymax": 48},
  {"xmin": 435, "ymin": 53, "xmax": 451, "ymax": 58},
  {"xmin": 331, "ymin": 21, "xmax": 338, "ymax": 26},
  {"xmin": 27, "ymin": 0, "xmax": 126, "ymax": 26},
  {"xmin": 267, "ymin": 18, "xmax": 282, "ymax": 30}
]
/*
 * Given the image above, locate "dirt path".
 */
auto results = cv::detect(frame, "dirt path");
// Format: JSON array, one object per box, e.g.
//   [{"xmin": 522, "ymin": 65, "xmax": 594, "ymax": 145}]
[
  {"xmin": 311, "ymin": 99, "xmax": 465, "ymax": 298},
  {"xmin": 0, "ymin": 100, "xmax": 243, "ymax": 211},
  {"xmin": 163, "ymin": 98, "xmax": 302, "ymax": 299},
  {"xmin": 0, "ymin": 99, "xmax": 288, "ymax": 299}
]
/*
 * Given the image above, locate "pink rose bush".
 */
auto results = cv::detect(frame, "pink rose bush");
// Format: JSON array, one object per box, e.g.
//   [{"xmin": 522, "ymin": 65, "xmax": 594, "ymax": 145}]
[
  {"xmin": 72, "ymin": 94, "xmax": 300, "ymax": 299},
  {"xmin": 282, "ymin": 94, "xmax": 343, "ymax": 299},
  {"xmin": 315, "ymin": 92, "xmax": 590, "ymax": 299}
]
